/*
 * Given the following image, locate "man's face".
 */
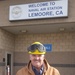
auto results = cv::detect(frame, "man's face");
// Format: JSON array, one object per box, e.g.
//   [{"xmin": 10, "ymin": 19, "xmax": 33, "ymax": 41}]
[{"xmin": 30, "ymin": 54, "xmax": 45, "ymax": 69}]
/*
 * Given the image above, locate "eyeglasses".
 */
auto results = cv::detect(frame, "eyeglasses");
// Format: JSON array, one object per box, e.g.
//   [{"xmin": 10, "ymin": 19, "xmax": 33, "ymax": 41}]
[{"xmin": 27, "ymin": 44, "xmax": 46, "ymax": 52}]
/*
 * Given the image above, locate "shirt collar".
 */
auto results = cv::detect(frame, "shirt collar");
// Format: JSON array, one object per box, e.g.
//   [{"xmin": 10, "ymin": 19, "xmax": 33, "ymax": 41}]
[{"xmin": 32, "ymin": 65, "xmax": 44, "ymax": 75}]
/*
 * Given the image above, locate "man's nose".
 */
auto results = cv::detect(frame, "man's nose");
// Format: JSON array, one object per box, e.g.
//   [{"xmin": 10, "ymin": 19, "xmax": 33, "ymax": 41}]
[{"xmin": 35, "ymin": 56, "xmax": 39, "ymax": 60}]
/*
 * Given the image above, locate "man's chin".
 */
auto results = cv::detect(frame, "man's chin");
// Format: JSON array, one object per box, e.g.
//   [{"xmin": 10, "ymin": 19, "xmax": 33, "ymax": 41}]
[{"xmin": 34, "ymin": 64, "xmax": 41, "ymax": 68}]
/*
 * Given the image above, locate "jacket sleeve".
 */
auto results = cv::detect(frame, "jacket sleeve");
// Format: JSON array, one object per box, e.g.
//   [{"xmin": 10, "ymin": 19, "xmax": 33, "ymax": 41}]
[
  {"xmin": 53, "ymin": 68, "xmax": 60, "ymax": 75},
  {"xmin": 16, "ymin": 69, "xmax": 24, "ymax": 75},
  {"xmin": 16, "ymin": 71, "xmax": 21, "ymax": 75}
]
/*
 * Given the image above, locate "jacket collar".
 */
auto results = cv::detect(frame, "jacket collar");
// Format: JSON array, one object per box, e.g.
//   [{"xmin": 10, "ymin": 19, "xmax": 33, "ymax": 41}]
[{"xmin": 26, "ymin": 59, "xmax": 50, "ymax": 74}]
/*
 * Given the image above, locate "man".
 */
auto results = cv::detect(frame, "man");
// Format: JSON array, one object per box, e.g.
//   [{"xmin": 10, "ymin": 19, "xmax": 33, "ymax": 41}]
[{"xmin": 16, "ymin": 42, "xmax": 60, "ymax": 75}]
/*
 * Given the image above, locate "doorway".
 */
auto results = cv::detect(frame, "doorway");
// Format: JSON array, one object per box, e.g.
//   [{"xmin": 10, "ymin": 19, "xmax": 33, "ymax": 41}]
[{"xmin": 5, "ymin": 51, "xmax": 13, "ymax": 75}]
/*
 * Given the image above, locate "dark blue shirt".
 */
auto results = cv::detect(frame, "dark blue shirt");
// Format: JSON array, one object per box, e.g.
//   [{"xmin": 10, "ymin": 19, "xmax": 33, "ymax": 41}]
[{"xmin": 32, "ymin": 65, "xmax": 44, "ymax": 75}]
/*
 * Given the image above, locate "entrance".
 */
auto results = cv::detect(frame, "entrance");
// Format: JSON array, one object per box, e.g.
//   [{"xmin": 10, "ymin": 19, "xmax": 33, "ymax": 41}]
[{"xmin": 5, "ymin": 52, "xmax": 13, "ymax": 75}]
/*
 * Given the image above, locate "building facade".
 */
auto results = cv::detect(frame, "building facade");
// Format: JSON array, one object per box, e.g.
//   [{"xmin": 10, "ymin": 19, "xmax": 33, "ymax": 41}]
[{"xmin": 0, "ymin": 0, "xmax": 75, "ymax": 75}]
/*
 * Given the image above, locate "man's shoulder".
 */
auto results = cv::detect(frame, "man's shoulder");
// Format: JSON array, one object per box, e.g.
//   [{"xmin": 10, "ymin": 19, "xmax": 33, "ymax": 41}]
[
  {"xmin": 49, "ymin": 66, "xmax": 60, "ymax": 75},
  {"xmin": 16, "ymin": 66, "xmax": 28, "ymax": 75}
]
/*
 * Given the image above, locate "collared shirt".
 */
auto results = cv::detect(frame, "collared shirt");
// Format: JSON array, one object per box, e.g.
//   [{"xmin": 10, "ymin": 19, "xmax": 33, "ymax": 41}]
[{"xmin": 32, "ymin": 65, "xmax": 44, "ymax": 75}]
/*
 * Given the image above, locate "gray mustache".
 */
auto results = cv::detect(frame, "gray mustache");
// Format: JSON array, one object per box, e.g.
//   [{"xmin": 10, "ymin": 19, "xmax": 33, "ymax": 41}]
[{"xmin": 34, "ymin": 59, "xmax": 40, "ymax": 61}]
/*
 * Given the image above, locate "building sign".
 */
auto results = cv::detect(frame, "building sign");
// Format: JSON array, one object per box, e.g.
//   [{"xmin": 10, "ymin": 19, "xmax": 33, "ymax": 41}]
[
  {"xmin": 9, "ymin": 0, "xmax": 68, "ymax": 21},
  {"xmin": 44, "ymin": 44, "xmax": 52, "ymax": 52}
]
